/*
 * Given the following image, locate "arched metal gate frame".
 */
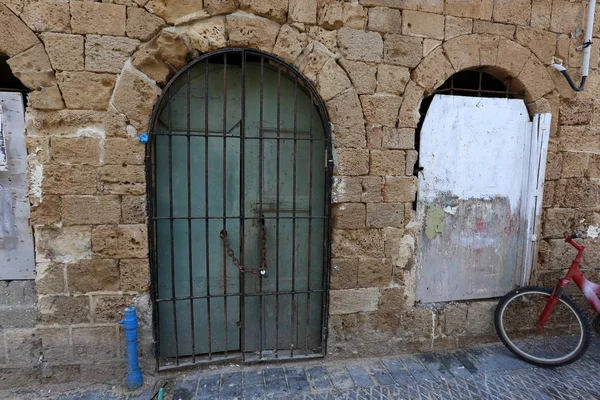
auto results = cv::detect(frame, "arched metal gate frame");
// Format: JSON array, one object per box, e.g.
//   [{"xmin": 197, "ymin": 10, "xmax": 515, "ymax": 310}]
[{"xmin": 145, "ymin": 48, "xmax": 333, "ymax": 370}]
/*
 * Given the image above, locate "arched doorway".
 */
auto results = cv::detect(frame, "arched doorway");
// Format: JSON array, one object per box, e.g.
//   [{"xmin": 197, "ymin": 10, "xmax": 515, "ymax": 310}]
[
  {"xmin": 148, "ymin": 49, "xmax": 331, "ymax": 368},
  {"xmin": 415, "ymin": 69, "xmax": 551, "ymax": 303}
]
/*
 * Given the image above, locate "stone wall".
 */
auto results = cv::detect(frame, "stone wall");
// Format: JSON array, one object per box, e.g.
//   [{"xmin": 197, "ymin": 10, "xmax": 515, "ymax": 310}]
[{"xmin": 0, "ymin": 0, "xmax": 597, "ymax": 387}]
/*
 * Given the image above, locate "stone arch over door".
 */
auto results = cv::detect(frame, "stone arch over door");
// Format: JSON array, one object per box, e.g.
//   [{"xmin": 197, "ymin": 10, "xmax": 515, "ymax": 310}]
[{"xmin": 0, "ymin": 4, "xmax": 62, "ymax": 109}]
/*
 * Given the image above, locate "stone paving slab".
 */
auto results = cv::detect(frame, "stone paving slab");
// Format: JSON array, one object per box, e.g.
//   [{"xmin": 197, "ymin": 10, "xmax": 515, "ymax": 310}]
[{"xmin": 5, "ymin": 336, "xmax": 600, "ymax": 399}]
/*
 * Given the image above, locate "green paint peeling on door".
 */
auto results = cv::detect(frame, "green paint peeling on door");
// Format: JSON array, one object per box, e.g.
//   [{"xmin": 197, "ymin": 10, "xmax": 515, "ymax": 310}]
[
  {"xmin": 151, "ymin": 51, "xmax": 329, "ymax": 363},
  {"xmin": 424, "ymin": 207, "xmax": 445, "ymax": 240}
]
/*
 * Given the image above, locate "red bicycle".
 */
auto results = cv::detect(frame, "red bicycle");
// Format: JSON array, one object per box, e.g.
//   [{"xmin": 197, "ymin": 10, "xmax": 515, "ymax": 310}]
[{"xmin": 495, "ymin": 232, "xmax": 600, "ymax": 367}]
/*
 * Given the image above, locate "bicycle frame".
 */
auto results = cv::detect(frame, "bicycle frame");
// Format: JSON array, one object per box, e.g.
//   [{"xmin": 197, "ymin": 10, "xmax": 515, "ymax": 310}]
[{"xmin": 537, "ymin": 233, "xmax": 600, "ymax": 329}]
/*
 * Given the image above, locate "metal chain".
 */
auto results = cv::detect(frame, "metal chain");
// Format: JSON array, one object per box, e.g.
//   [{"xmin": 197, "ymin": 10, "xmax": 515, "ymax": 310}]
[{"xmin": 220, "ymin": 218, "xmax": 267, "ymax": 275}]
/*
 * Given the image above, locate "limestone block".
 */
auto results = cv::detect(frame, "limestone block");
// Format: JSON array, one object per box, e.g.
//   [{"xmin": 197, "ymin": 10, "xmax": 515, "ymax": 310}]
[
  {"xmin": 383, "ymin": 177, "xmax": 417, "ymax": 202},
  {"xmin": 145, "ymin": 0, "xmax": 205, "ymax": 24},
  {"xmin": 62, "ymin": 195, "xmax": 121, "ymax": 225},
  {"xmin": 370, "ymin": 150, "xmax": 405, "ymax": 176},
  {"xmin": 306, "ymin": 26, "xmax": 337, "ymax": 52},
  {"xmin": 40, "ymin": 33, "xmax": 84, "ymax": 72},
  {"xmin": 518, "ymin": 55, "xmax": 554, "ymax": 102},
  {"xmin": 339, "ymin": 59, "xmax": 376, "ymax": 95},
  {"xmin": 295, "ymin": 41, "xmax": 334, "ymax": 82},
  {"xmin": 411, "ymin": 46, "xmax": 453, "ymax": 93},
  {"xmin": 423, "ymin": 39, "xmax": 442, "ymax": 57},
  {"xmin": 71, "ymin": 2, "xmax": 126, "ymax": 36},
  {"xmin": 444, "ymin": 16, "xmax": 472, "ymax": 40},
  {"xmin": 121, "ymin": 195, "xmax": 146, "ymax": 224},
  {"xmin": 331, "ymin": 176, "xmax": 362, "ymax": 203},
  {"xmin": 478, "ymin": 34, "xmax": 501, "ymax": 66},
  {"xmin": 367, "ymin": 202, "xmax": 404, "ymax": 228},
  {"xmin": 402, "ymin": 10, "xmax": 444, "ymax": 40},
  {"xmin": 289, "ymin": 0, "xmax": 316, "ymax": 23},
  {"xmin": 367, "ymin": 7, "xmax": 401, "ymax": 33},
  {"xmin": 39, "ymin": 295, "xmax": 90, "ymax": 324},
  {"xmin": 496, "ymin": 38, "xmax": 532, "ymax": 77},
  {"xmin": 111, "ymin": 66, "xmax": 160, "ymax": 131},
  {"xmin": 493, "ymin": 0, "xmax": 531, "ymax": 25},
  {"xmin": 331, "ymin": 258, "xmax": 359, "ymax": 289},
  {"xmin": 7, "ymin": 43, "xmax": 55, "ymax": 90},
  {"xmin": 0, "ymin": 4, "xmax": 39, "ymax": 57},
  {"xmin": 51, "ymin": 137, "xmax": 101, "ymax": 165},
  {"xmin": 227, "ymin": 11, "xmax": 281, "ymax": 53},
  {"xmin": 334, "ymin": 124, "xmax": 367, "ymax": 148},
  {"xmin": 57, "ymin": 71, "xmax": 116, "ymax": 110},
  {"xmin": 444, "ymin": 0, "xmax": 493, "ymax": 20},
  {"xmin": 382, "ymin": 127, "xmax": 414, "ymax": 150},
  {"xmin": 360, "ymin": 94, "xmax": 402, "ymax": 126},
  {"xmin": 340, "ymin": 2, "xmax": 368, "ymax": 29},
  {"xmin": 397, "ymin": 80, "xmax": 423, "ymax": 128},
  {"xmin": 559, "ymin": 99, "xmax": 593, "ymax": 126},
  {"xmin": 4, "ymin": 329, "xmax": 41, "ymax": 364},
  {"xmin": 104, "ymin": 138, "xmax": 145, "ymax": 165},
  {"xmin": 377, "ymin": 64, "xmax": 409, "ymax": 95},
  {"xmin": 379, "ymin": 287, "xmax": 404, "ymax": 310},
  {"xmin": 35, "ymin": 263, "xmax": 66, "ymax": 295},
  {"xmin": 545, "ymin": 152, "xmax": 562, "ymax": 180},
  {"xmin": 132, "ymin": 30, "xmax": 189, "ymax": 85},
  {"xmin": 92, "ymin": 224, "xmax": 148, "ymax": 258},
  {"xmin": 332, "ymin": 203, "xmax": 366, "ymax": 229},
  {"xmin": 0, "ymin": 0, "xmax": 22, "ymax": 15},
  {"xmin": 383, "ymin": 34, "xmax": 422, "ymax": 68},
  {"xmin": 38, "ymin": 327, "xmax": 71, "ymax": 363},
  {"xmin": 316, "ymin": 59, "xmax": 352, "ymax": 102},
  {"xmin": 561, "ymin": 152, "xmax": 588, "ymax": 179},
  {"xmin": 240, "ymin": 0, "xmax": 288, "ymax": 24},
  {"xmin": 358, "ymin": 258, "xmax": 391, "ymax": 287},
  {"xmin": 25, "ymin": 109, "xmax": 105, "ymax": 136},
  {"xmin": 126, "ymin": 7, "xmax": 165, "ymax": 41},
  {"xmin": 361, "ymin": 176, "xmax": 383, "ymax": 202},
  {"xmin": 121, "ymin": 259, "xmax": 150, "ymax": 291},
  {"xmin": 21, "ymin": 0, "xmax": 70, "ymax": 33},
  {"xmin": 554, "ymin": 178, "xmax": 599, "ymax": 208},
  {"xmin": 272, "ymin": 24, "xmax": 307, "ymax": 63},
  {"xmin": 99, "ymin": 165, "xmax": 146, "ymax": 195},
  {"xmin": 43, "ymin": 165, "xmax": 97, "ymax": 195},
  {"xmin": 531, "ymin": 0, "xmax": 551, "ymax": 30},
  {"xmin": 337, "ymin": 27, "xmax": 383, "ymax": 63},
  {"xmin": 93, "ymin": 295, "xmax": 137, "ymax": 324},
  {"xmin": 359, "ymin": 0, "xmax": 443, "ymax": 13},
  {"xmin": 442, "ymin": 34, "xmax": 481, "ymax": 72},
  {"xmin": 515, "ymin": 27, "xmax": 556, "ymax": 65},
  {"xmin": 334, "ymin": 148, "xmax": 369, "ymax": 176},
  {"xmin": 317, "ymin": 1, "xmax": 341, "ymax": 29},
  {"xmin": 326, "ymin": 88, "xmax": 364, "ymax": 129},
  {"xmin": 35, "ymin": 225, "xmax": 92, "ymax": 264},
  {"xmin": 466, "ymin": 301, "xmax": 496, "ymax": 335},
  {"xmin": 366, "ymin": 124, "xmax": 383, "ymax": 149},
  {"xmin": 550, "ymin": 0, "xmax": 583, "ymax": 34},
  {"xmin": 28, "ymin": 86, "xmax": 64, "ymax": 110},
  {"xmin": 472, "ymin": 20, "xmax": 515, "ymax": 39},
  {"xmin": 72, "ymin": 327, "xmax": 117, "ymax": 360},
  {"xmin": 386, "ymin": 230, "xmax": 414, "ymax": 269},
  {"xmin": 329, "ymin": 287, "xmax": 380, "ymax": 315},
  {"xmin": 405, "ymin": 149, "xmax": 418, "ymax": 176},
  {"xmin": 29, "ymin": 195, "xmax": 61, "ymax": 225},
  {"xmin": 204, "ymin": 0, "xmax": 239, "ymax": 15},
  {"xmin": 67, "ymin": 259, "xmax": 119, "ymax": 293},
  {"xmin": 85, "ymin": 35, "xmax": 139, "ymax": 74}
]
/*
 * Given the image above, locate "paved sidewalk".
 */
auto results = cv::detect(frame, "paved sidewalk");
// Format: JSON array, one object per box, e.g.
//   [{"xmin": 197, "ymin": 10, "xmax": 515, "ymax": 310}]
[{"xmin": 5, "ymin": 337, "xmax": 600, "ymax": 399}]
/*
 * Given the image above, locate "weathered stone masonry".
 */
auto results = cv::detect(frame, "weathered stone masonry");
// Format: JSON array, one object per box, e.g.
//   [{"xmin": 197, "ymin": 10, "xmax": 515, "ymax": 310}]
[{"xmin": 0, "ymin": 0, "xmax": 599, "ymax": 387}]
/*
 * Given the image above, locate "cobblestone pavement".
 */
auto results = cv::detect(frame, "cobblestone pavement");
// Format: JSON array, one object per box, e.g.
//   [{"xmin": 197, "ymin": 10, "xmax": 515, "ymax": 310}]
[{"xmin": 6, "ymin": 337, "xmax": 600, "ymax": 400}]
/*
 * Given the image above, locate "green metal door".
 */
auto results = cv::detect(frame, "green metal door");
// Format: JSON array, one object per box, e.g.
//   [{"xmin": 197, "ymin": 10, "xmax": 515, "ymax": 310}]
[{"xmin": 151, "ymin": 50, "xmax": 330, "ymax": 368}]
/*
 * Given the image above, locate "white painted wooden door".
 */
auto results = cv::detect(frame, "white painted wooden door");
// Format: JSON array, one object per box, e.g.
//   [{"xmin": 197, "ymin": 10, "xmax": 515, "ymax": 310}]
[{"xmin": 416, "ymin": 95, "xmax": 551, "ymax": 303}]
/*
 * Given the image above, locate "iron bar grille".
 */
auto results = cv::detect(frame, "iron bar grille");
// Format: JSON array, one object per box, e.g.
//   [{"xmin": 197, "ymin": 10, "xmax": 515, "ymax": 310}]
[
  {"xmin": 433, "ymin": 69, "xmax": 524, "ymax": 98},
  {"xmin": 146, "ymin": 49, "xmax": 333, "ymax": 370}
]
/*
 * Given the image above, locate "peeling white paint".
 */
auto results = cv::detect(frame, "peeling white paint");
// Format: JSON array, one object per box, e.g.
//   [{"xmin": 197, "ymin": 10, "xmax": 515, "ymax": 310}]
[
  {"xmin": 587, "ymin": 225, "xmax": 600, "ymax": 239},
  {"xmin": 28, "ymin": 163, "xmax": 43, "ymax": 205},
  {"xmin": 443, "ymin": 206, "xmax": 457, "ymax": 215},
  {"xmin": 331, "ymin": 176, "xmax": 345, "ymax": 203}
]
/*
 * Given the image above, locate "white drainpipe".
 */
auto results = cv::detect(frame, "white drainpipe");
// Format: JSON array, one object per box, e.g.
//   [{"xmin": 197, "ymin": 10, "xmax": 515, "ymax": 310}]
[{"xmin": 552, "ymin": 0, "xmax": 597, "ymax": 91}]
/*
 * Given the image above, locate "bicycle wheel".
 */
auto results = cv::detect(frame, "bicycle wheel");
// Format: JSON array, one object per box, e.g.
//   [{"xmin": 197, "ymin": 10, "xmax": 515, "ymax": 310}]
[{"xmin": 495, "ymin": 285, "xmax": 590, "ymax": 367}]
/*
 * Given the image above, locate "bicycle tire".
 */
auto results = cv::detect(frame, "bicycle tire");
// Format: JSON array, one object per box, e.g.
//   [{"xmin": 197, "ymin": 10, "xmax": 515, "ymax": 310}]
[{"xmin": 494, "ymin": 285, "xmax": 590, "ymax": 367}]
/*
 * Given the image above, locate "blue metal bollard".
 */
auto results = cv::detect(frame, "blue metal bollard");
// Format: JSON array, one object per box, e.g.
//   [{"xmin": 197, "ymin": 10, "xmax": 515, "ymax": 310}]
[{"xmin": 119, "ymin": 307, "xmax": 144, "ymax": 390}]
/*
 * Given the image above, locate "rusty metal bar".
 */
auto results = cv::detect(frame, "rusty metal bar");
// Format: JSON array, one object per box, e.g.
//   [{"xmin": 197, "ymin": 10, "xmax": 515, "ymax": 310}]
[
  {"xmin": 223, "ymin": 52, "xmax": 229, "ymax": 357},
  {"xmin": 291, "ymin": 76, "xmax": 298, "ymax": 357},
  {"xmin": 305, "ymin": 91, "xmax": 314, "ymax": 352},
  {"xmin": 155, "ymin": 288, "xmax": 327, "ymax": 302},
  {"xmin": 186, "ymin": 67, "xmax": 196, "ymax": 364},
  {"xmin": 275, "ymin": 63, "xmax": 281, "ymax": 359},
  {"xmin": 240, "ymin": 50, "xmax": 247, "ymax": 359},
  {"xmin": 258, "ymin": 55, "xmax": 265, "ymax": 360}
]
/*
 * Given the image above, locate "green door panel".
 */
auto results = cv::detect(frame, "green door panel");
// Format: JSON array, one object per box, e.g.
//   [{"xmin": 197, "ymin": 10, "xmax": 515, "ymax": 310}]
[{"xmin": 153, "ymin": 55, "xmax": 327, "ymax": 360}]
